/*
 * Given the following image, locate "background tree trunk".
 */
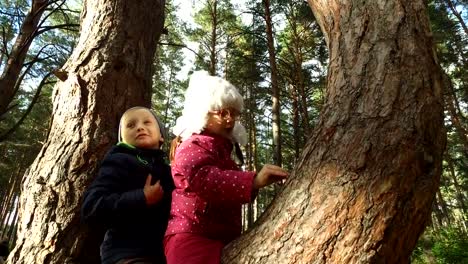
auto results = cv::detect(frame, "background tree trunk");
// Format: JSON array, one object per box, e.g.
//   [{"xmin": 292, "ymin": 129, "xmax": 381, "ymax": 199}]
[
  {"xmin": 0, "ymin": 0, "xmax": 49, "ymax": 118},
  {"xmin": 263, "ymin": 0, "xmax": 282, "ymax": 167},
  {"xmin": 223, "ymin": 0, "xmax": 446, "ymax": 263},
  {"xmin": 6, "ymin": 0, "xmax": 166, "ymax": 263}
]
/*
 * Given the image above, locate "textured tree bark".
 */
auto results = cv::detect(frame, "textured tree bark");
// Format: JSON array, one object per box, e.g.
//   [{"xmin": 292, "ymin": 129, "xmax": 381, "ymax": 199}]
[
  {"xmin": 6, "ymin": 0, "xmax": 165, "ymax": 263},
  {"xmin": 222, "ymin": 1, "xmax": 445, "ymax": 263}
]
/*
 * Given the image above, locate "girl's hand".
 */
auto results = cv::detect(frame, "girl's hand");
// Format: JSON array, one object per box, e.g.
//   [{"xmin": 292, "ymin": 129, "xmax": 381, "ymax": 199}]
[{"xmin": 253, "ymin": 164, "xmax": 289, "ymax": 190}]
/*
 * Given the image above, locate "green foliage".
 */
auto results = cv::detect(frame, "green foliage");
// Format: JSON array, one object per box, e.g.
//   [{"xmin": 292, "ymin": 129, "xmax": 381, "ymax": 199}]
[
  {"xmin": 423, "ymin": 0, "xmax": 468, "ymax": 247},
  {"xmin": 152, "ymin": 0, "xmax": 188, "ymax": 138},
  {"xmin": 0, "ymin": 0, "xmax": 80, "ymax": 242},
  {"xmin": 412, "ymin": 228, "xmax": 468, "ymax": 264},
  {"xmin": 433, "ymin": 228, "xmax": 468, "ymax": 264}
]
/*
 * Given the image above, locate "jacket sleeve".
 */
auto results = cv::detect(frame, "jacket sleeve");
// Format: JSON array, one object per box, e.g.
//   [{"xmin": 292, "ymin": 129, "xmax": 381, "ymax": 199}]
[
  {"xmin": 174, "ymin": 140, "xmax": 256, "ymax": 204},
  {"xmin": 80, "ymin": 153, "xmax": 147, "ymax": 226}
]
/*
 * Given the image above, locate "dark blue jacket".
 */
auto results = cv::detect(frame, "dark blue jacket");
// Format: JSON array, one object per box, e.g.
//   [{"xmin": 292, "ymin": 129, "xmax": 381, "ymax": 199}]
[{"xmin": 81, "ymin": 144, "xmax": 174, "ymax": 264}]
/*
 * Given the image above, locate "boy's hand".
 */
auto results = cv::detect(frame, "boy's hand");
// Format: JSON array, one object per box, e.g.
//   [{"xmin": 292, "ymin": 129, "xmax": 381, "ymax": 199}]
[
  {"xmin": 144, "ymin": 174, "xmax": 164, "ymax": 206},
  {"xmin": 253, "ymin": 164, "xmax": 289, "ymax": 190}
]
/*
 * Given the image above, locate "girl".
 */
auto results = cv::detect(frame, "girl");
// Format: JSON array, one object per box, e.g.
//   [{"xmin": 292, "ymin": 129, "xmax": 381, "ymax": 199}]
[{"xmin": 164, "ymin": 71, "xmax": 288, "ymax": 264}]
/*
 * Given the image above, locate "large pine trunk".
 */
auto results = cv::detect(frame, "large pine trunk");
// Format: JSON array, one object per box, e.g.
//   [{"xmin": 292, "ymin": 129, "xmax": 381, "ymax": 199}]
[
  {"xmin": 6, "ymin": 0, "xmax": 166, "ymax": 263},
  {"xmin": 223, "ymin": 1, "xmax": 446, "ymax": 263}
]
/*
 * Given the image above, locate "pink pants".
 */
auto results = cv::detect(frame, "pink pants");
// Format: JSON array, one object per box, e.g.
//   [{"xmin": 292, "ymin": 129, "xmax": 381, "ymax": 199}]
[{"xmin": 164, "ymin": 233, "xmax": 224, "ymax": 264}]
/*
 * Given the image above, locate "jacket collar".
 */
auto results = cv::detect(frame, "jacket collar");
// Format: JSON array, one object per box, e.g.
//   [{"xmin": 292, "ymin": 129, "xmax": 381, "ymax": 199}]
[{"xmin": 115, "ymin": 142, "xmax": 166, "ymax": 160}]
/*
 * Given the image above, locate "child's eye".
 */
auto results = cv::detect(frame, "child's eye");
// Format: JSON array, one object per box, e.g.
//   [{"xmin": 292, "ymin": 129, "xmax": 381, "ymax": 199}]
[
  {"xmin": 144, "ymin": 120, "xmax": 152, "ymax": 124},
  {"xmin": 126, "ymin": 123, "xmax": 135, "ymax": 128}
]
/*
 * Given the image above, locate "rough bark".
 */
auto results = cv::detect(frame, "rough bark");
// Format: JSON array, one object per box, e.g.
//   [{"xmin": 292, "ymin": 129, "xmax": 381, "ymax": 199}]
[
  {"xmin": 6, "ymin": 0, "xmax": 165, "ymax": 263},
  {"xmin": 223, "ymin": 1, "xmax": 445, "ymax": 263}
]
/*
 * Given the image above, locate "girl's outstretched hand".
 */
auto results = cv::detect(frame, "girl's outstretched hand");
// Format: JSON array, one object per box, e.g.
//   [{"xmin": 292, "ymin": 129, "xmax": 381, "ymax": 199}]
[{"xmin": 253, "ymin": 164, "xmax": 289, "ymax": 190}]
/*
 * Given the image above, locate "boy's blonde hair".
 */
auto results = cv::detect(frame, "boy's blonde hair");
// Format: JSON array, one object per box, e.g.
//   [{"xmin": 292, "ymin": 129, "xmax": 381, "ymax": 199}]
[{"xmin": 172, "ymin": 71, "xmax": 247, "ymax": 145}]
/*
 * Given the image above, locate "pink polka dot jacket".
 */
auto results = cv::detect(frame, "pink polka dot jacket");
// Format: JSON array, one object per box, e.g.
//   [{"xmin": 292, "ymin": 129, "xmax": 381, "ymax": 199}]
[{"xmin": 165, "ymin": 132, "xmax": 256, "ymax": 244}]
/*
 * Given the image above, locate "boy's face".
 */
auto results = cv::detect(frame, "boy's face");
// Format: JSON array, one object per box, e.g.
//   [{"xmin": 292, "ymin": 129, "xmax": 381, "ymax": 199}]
[{"xmin": 121, "ymin": 109, "xmax": 162, "ymax": 149}]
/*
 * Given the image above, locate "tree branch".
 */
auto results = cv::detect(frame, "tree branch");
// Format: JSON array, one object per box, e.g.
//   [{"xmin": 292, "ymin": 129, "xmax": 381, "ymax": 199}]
[
  {"xmin": 0, "ymin": 72, "xmax": 53, "ymax": 142},
  {"xmin": 158, "ymin": 42, "xmax": 206, "ymax": 62}
]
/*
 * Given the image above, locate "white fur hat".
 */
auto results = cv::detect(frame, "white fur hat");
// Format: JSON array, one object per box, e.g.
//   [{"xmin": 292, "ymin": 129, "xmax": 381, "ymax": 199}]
[{"xmin": 173, "ymin": 71, "xmax": 248, "ymax": 145}]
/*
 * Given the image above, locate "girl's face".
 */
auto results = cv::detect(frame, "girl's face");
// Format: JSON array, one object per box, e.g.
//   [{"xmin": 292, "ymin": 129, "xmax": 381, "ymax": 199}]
[
  {"xmin": 205, "ymin": 108, "xmax": 240, "ymax": 139},
  {"xmin": 121, "ymin": 109, "xmax": 162, "ymax": 149}
]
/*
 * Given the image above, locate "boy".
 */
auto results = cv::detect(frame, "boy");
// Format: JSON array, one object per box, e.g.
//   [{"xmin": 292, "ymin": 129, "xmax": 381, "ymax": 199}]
[{"xmin": 81, "ymin": 107, "xmax": 174, "ymax": 264}]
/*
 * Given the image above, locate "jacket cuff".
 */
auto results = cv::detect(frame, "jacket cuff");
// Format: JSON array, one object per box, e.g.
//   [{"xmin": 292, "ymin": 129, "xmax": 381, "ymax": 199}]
[{"xmin": 119, "ymin": 189, "xmax": 147, "ymax": 210}]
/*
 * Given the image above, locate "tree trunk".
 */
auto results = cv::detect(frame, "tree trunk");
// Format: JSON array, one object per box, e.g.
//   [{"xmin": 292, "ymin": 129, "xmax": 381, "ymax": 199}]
[
  {"xmin": 446, "ymin": 157, "xmax": 468, "ymax": 231},
  {"xmin": 263, "ymin": 0, "xmax": 282, "ymax": 167},
  {"xmin": 432, "ymin": 193, "xmax": 444, "ymax": 229},
  {"xmin": 0, "ymin": 169, "xmax": 16, "ymax": 227},
  {"xmin": 209, "ymin": 0, "xmax": 218, "ymax": 75},
  {"xmin": 223, "ymin": 1, "xmax": 445, "ymax": 263},
  {"xmin": 6, "ymin": 0, "xmax": 166, "ymax": 263},
  {"xmin": 0, "ymin": 0, "xmax": 49, "ymax": 118},
  {"xmin": 443, "ymin": 73, "xmax": 468, "ymax": 156},
  {"xmin": 289, "ymin": 83, "xmax": 301, "ymax": 159},
  {"xmin": 436, "ymin": 188, "xmax": 451, "ymax": 227},
  {"xmin": 0, "ymin": 165, "xmax": 22, "ymax": 236}
]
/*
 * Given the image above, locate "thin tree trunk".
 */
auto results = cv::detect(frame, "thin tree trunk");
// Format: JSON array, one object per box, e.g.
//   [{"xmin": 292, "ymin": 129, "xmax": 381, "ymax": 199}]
[
  {"xmin": 246, "ymin": 83, "xmax": 258, "ymax": 227},
  {"xmin": 443, "ymin": 74, "xmax": 468, "ymax": 156},
  {"xmin": 0, "ymin": 0, "xmax": 49, "ymax": 118},
  {"xmin": 432, "ymin": 195, "xmax": 444, "ymax": 229},
  {"xmin": 6, "ymin": 0, "xmax": 166, "ymax": 263},
  {"xmin": 162, "ymin": 66, "xmax": 174, "ymax": 122},
  {"xmin": 0, "ymin": 169, "xmax": 16, "ymax": 225},
  {"xmin": 289, "ymin": 83, "xmax": 301, "ymax": 159},
  {"xmin": 263, "ymin": 0, "xmax": 282, "ymax": 167},
  {"xmin": 289, "ymin": 17, "xmax": 311, "ymax": 135},
  {"xmin": 437, "ymin": 187, "xmax": 451, "ymax": 226},
  {"xmin": 0, "ymin": 166, "xmax": 24, "ymax": 242},
  {"xmin": 446, "ymin": 157, "xmax": 468, "ymax": 230},
  {"xmin": 223, "ymin": 1, "xmax": 445, "ymax": 263},
  {"xmin": 0, "ymin": 166, "xmax": 21, "ymax": 234},
  {"xmin": 6, "ymin": 196, "xmax": 19, "ymax": 241},
  {"xmin": 209, "ymin": 0, "xmax": 218, "ymax": 75}
]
